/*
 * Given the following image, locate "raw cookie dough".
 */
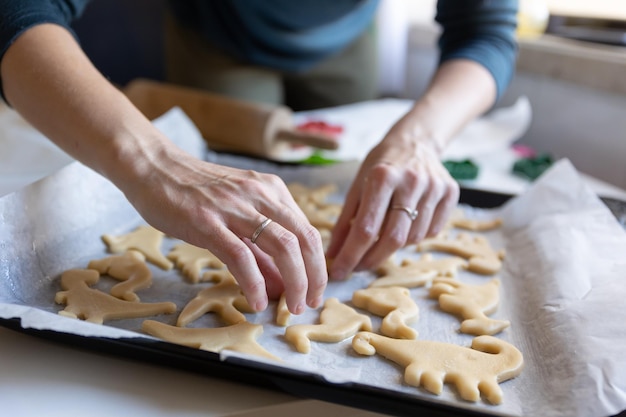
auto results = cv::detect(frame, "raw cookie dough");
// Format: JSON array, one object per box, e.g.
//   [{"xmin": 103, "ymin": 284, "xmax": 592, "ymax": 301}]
[
  {"xmin": 102, "ymin": 225, "xmax": 173, "ymax": 270},
  {"xmin": 352, "ymin": 332, "xmax": 524, "ymax": 405},
  {"xmin": 352, "ymin": 286, "xmax": 419, "ymax": 339},
  {"xmin": 287, "ymin": 182, "xmax": 338, "ymax": 206},
  {"xmin": 88, "ymin": 250, "xmax": 151, "ymax": 302},
  {"xmin": 167, "ymin": 242, "xmax": 225, "ymax": 283},
  {"xmin": 176, "ymin": 273, "xmax": 254, "ymax": 327},
  {"xmin": 417, "ymin": 232, "xmax": 505, "ymax": 275},
  {"xmin": 284, "ymin": 297, "xmax": 372, "ymax": 354},
  {"xmin": 447, "ymin": 208, "xmax": 503, "ymax": 231},
  {"xmin": 288, "ymin": 182, "xmax": 343, "ymax": 230},
  {"xmin": 371, "ymin": 254, "xmax": 468, "ymax": 289},
  {"xmin": 55, "ymin": 268, "xmax": 176, "ymax": 324},
  {"xmin": 201, "ymin": 267, "xmax": 233, "ymax": 284},
  {"xmin": 429, "ymin": 277, "xmax": 510, "ymax": 336},
  {"xmin": 142, "ymin": 320, "xmax": 280, "ymax": 361},
  {"xmin": 275, "ymin": 293, "xmax": 291, "ymax": 326}
]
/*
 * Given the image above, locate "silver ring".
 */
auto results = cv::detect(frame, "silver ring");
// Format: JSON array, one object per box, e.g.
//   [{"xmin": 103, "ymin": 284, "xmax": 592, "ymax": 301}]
[
  {"xmin": 390, "ymin": 205, "xmax": 419, "ymax": 221},
  {"xmin": 251, "ymin": 218, "xmax": 273, "ymax": 244}
]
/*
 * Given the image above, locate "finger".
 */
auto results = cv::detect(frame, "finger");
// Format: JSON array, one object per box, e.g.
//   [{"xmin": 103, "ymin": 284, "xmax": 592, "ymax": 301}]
[
  {"xmin": 426, "ymin": 181, "xmax": 460, "ymax": 237},
  {"xmin": 356, "ymin": 168, "xmax": 425, "ymax": 270},
  {"xmin": 245, "ymin": 240, "xmax": 285, "ymax": 300},
  {"xmin": 250, "ymin": 177, "xmax": 328, "ymax": 309},
  {"xmin": 329, "ymin": 166, "xmax": 395, "ymax": 280},
  {"xmin": 408, "ymin": 178, "xmax": 449, "ymax": 243},
  {"xmin": 208, "ymin": 227, "xmax": 269, "ymax": 312},
  {"xmin": 248, "ymin": 217, "xmax": 310, "ymax": 315},
  {"xmin": 339, "ymin": 163, "xmax": 424, "ymax": 273},
  {"xmin": 265, "ymin": 193, "xmax": 328, "ymax": 309},
  {"xmin": 355, "ymin": 208, "xmax": 411, "ymax": 271},
  {"xmin": 297, "ymin": 224, "xmax": 327, "ymax": 309},
  {"xmin": 256, "ymin": 220, "xmax": 328, "ymax": 308}
]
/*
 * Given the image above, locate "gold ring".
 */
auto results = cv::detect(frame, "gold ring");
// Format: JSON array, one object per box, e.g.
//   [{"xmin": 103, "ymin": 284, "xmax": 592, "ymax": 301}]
[
  {"xmin": 390, "ymin": 205, "xmax": 419, "ymax": 221},
  {"xmin": 251, "ymin": 218, "xmax": 273, "ymax": 244}
]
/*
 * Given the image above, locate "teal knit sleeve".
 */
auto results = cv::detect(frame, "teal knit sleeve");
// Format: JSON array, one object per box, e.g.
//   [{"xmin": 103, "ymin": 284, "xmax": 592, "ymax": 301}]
[
  {"xmin": 0, "ymin": 0, "xmax": 91, "ymax": 104},
  {"xmin": 435, "ymin": 0, "xmax": 519, "ymax": 100}
]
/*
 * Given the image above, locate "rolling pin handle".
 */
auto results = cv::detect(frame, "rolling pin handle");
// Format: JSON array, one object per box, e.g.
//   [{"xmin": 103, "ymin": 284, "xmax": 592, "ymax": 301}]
[{"xmin": 274, "ymin": 129, "xmax": 340, "ymax": 150}]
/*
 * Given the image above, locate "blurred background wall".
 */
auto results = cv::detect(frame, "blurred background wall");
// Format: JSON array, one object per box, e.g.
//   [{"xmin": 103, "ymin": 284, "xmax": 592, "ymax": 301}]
[{"xmin": 73, "ymin": 0, "xmax": 626, "ymax": 190}]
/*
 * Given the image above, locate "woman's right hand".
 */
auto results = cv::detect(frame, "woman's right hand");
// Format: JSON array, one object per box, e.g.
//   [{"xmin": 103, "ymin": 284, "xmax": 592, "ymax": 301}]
[
  {"xmin": 123, "ymin": 144, "xmax": 328, "ymax": 315},
  {"xmin": 1, "ymin": 23, "xmax": 327, "ymax": 316}
]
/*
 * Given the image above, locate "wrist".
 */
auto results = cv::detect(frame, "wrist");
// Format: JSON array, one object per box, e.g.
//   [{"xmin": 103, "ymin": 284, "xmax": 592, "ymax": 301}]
[
  {"xmin": 100, "ymin": 123, "xmax": 175, "ymax": 197},
  {"xmin": 385, "ymin": 110, "xmax": 445, "ymax": 158}
]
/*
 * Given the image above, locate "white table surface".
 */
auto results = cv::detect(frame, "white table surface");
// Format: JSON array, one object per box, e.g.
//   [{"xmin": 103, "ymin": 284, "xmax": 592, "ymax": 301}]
[
  {"xmin": 0, "ymin": 326, "xmax": 298, "ymax": 417},
  {"xmin": 1, "ymin": 101, "xmax": 625, "ymax": 417}
]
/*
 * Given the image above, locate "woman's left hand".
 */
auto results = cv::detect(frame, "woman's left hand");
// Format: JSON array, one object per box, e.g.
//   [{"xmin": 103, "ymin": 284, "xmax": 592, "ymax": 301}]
[{"xmin": 325, "ymin": 115, "xmax": 459, "ymax": 280}]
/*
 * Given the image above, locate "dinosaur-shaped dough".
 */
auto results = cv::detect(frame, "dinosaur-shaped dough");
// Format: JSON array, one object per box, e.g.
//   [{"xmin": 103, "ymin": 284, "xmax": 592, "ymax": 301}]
[
  {"xmin": 55, "ymin": 269, "xmax": 176, "ymax": 324},
  {"xmin": 87, "ymin": 250, "xmax": 151, "ymax": 301},
  {"xmin": 298, "ymin": 200, "xmax": 342, "ymax": 230},
  {"xmin": 102, "ymin": 225, "xmax": 173, "ymax": 270},
  {"xmin": 176, "ymin": 272, "xmax": 254, "ymax": 327},
  {"xmin": 288, "ymin": 182, "xmax": 342, "ymax": 230},
  {"xmin": 167, "ymin": 242, "xmax": 225, "ymax": 283},
  {"xmin": 284, "ymin": 297, "xmax": 372, "ymax": 354},
  {"xmin": 371, "ymin": 254, "xmax": 467, "ymax": 288},
  {"xmin": 201, "ymin": 267, "xmax": 233, "ymax": 284},
  {"xmin": 352, "ymin": 332, "xmax": 524, "ymax": 404},
  {"xmin": 287, "ymin": 183, "xmax": 337, "ymax": 205},
  {"xmin": 142, "ymin": 320, "xmax": 279, "ymax": 361},
  {"xmin": 429, "ymin": 277, "xmax": 510, "ymax": 336},
  {"xmin": 446, "ymin": 208, "xmax": 503, "ymax": 231},
  {"xmin": 417, "ymin": 232, "xmax": 505, "ymax": 275},
  {"xmin": 352, "ymin": 286, "xmax": 419, "ymax": 339}
]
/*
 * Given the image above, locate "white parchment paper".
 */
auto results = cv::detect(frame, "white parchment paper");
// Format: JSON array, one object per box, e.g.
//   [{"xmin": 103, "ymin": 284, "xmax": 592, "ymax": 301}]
[
  {"xmin": 279, "ymin": 96, "xmax": 531, "ymax": 162},
  {"xmin": 1, "ymin": 109, "xmax": 625, "ymax": 417},
  {"xmin": 497, "ymin": 159, "xmax": 626, "ymax": 417}
]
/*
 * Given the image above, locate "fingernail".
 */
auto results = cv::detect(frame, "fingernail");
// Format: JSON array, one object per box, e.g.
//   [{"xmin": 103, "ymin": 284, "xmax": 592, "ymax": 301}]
[
  {"xmin": 308, "ymin": 295, "xmax": 323, "ymax": 309},
  {"xmin": 254, "ymin": 299, "xmax": 268, "ymax": 312},
  {"xmin": 294, "ymin": 302, "xmax": 305, "ymax": 315}
]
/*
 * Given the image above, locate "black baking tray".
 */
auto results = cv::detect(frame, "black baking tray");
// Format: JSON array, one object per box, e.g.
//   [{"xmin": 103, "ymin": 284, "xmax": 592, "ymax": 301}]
[{"xmin": 1, "ymin": 176, "xmax": 625, "ymax": 417}]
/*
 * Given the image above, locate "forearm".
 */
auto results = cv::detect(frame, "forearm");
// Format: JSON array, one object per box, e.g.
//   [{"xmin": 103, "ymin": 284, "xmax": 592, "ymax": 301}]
[
  {"xmin": 0, "ymin": 23, "xmax": 171, "ymax": 192},
  {"xmin": 392, "ymin": 58, "xmax": 497, "ymax": 154},
  {"xmin": 1, "ymin": 23, "xmax": 328, "ymax": 313}
]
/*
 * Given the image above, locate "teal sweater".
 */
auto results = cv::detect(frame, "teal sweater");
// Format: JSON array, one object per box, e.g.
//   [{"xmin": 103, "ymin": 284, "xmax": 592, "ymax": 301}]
[{"xmin": 0, "ymin": 0, "xmax": 518, "ymax": 101}]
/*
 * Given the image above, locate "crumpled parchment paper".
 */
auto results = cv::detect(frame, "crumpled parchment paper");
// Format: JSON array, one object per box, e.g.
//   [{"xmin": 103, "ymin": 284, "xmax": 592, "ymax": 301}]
[{"xmin": 1, "ymin": 108, "xmax": 624, "ymax": 417}]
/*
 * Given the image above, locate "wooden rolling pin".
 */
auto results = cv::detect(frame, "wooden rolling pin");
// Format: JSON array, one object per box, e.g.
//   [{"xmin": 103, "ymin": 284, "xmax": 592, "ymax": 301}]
[{"xmin": 123, "ymin": 78, "xmax": 339, "ymax": 159}]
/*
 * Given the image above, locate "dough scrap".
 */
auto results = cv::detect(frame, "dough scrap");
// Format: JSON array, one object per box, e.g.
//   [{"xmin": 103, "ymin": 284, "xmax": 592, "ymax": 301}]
[
  {"xmin": 429, "ymin": 277, "xmax": 510, "ymax": 336},
  {"xmin": 352, "ymin": 332, "xmax": 524, "ymax": 404},
  {"xmin": 167, "ymin": 242, "xmax": 225, "ymax": 283},
  {"xmin": 352, "ymin": 286, "xmax": 419, "ymax": 339},
  {"xmin": 275, "ymin": 293, "xmax": 291, "ymax": 326},
  {"xmin": 371, "ymin": 254, "xmax": 468, "ymax": 289},
  {"xmin": 142, "ymin": 320, "xmax": 280, "ymax": 361},
  {"xmin": 55, "ymin": 268, "xmax": 176, "ymax": 324},
  {"xmin": 201, "ymin": 267, "xmax": 233, "ymax": 284},
  {"xmin": 417, "ymin": 232, "xmax": 505, "ymax": 275},
  {"xmin": 284, "ymin": 297, "xmax": 372, "ymax": 354},
  {"xmin": 102, "ymin": 225, "xmax": 173, "ymax": 270},
  {"xmin": 176, "ymin": 272, "xmax": 253, "ymax": 327},
  {"xmin": 447, "ymin": 208, "xmax": 503, "ymax": 231},
  {"xmin": 87, "ymin": 250, "xmax": 151, "ymax": 302},
  {"xmin": 287, "ymin": 182, "xmax": 338, "ymax": 205},
  {"xmin": 288, "ymin": 182, "xmax": 343, "ymax": 230},
  {"xmin": 299, "ymin": 200, "xmax": 342, "ymax": 230}
]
